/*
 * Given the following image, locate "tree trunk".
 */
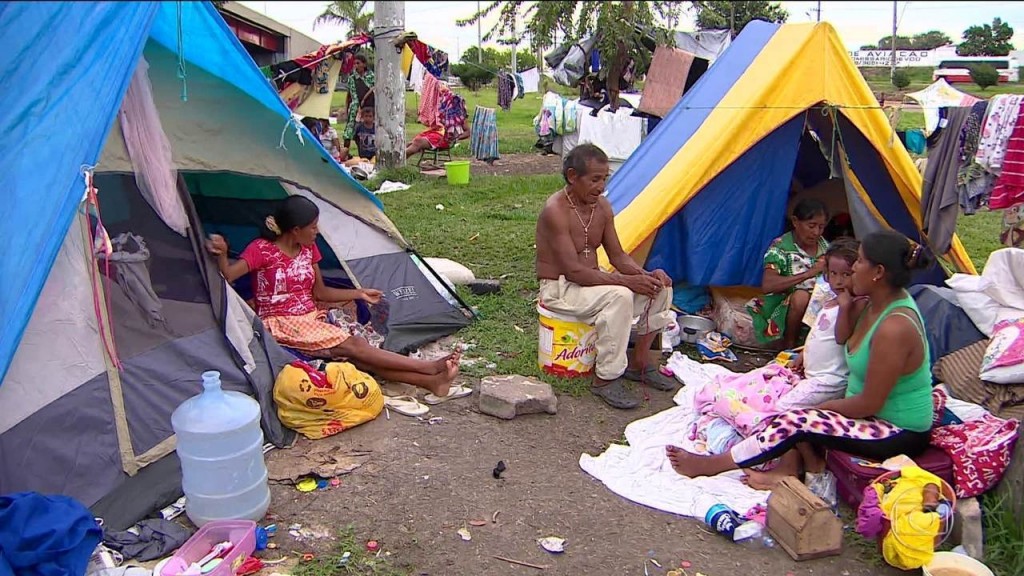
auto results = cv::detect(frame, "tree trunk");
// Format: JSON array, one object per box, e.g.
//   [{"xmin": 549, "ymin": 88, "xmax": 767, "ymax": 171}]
[{"xmin": 374, "ymin": 1, "xmax": 406, "ymax": 169}]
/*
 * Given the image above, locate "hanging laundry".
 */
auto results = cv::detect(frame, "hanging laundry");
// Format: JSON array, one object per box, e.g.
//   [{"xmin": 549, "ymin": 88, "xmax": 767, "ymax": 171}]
[
  {"xmin": 976, "ymin": 94, "xmax": 1024, "ymax": 172},
  {"xmin": 904, "ymin": 129, "xmax": 926, "ymax": 155},
  {"xmin": 989, "ymin": 106, "xmax": 1024, "ymax": 211},
  {"xmin": 470, "ymin": 106, "xmax": 499, "ymax": 163},
  {"xmin": 1001, "ymin": 205, "xmax": 1024, "ymax": 247},
  {"xmin": 639, "ymin": 45, "xmax": 695, "ymax": 118},
  {"xmin": 497, "ymin": 73, "xmax": 514, "ymax": 111},
  {"xmin": 439, "ymin": 91, "xmax": 468, "ymax": 147},
  {"xmin": 520, "ymin": 67, "xmax": 540, "ymax": 93},
  {"xmin": 410, "ymin": 57, "xmax": 426, "ymax": 94},
  {"xmin": 514, "ymin": 73, "xmax": 525, "ymax": 100},
  {"xmin": 577, "ymin": 105, "xmax": 644, "ymax": 161},
  {"xmin": 956, "ymin": 101, "xmax": 995, "ymax": 215},
  {"xmin": 922, "ymin": 107, "xmax": 971, "ymax": 255},
  {"xmin": 418, "ymin": 73, "xmax": 441, "ymax": 127}
]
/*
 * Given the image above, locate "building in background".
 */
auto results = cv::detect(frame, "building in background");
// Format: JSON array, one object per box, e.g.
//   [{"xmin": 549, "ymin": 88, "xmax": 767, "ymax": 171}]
[{"xmin": 216, "ymin": 1, "xmax": 321, "ymax": 66}]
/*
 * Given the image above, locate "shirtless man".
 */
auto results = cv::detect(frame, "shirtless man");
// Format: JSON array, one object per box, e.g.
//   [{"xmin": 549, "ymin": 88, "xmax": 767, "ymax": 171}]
[{"xmin": 535, "ymin": 143, "xmax": 678, "ymax": 409}]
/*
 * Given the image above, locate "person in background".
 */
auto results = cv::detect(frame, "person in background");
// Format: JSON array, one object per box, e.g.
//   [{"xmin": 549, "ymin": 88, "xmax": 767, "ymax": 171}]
[
  {"xmin": 343, "ymin": 54, "xmax": 375, "ymax": 152},
  {"xmin": 302, "ymin": 117, "xmax": 344, "ymax": 162},
  {"xmin": 668, "ymin": 231, "xmax": 935, "ymax": 486},
  {"xmin": 353, "ymin": 105, "xmax": 376, "ymax": 161},
  {"xmin": 747, "ymin": 199, "xmax": 830, "ymax": 350},
  {"xmin": 204, "ymin": 196, "xmax": 462, "ymax": 397}
]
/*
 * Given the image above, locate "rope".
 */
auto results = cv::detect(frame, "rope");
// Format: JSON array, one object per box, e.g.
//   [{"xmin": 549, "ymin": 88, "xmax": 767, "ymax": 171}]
[
  {"xmin": 278, "ymin": 115, "xmax": 304, "ymax": 150},
  {"xmin": 176, "ymin": 1, "xmax": 187, "ymax": 102},
  {"xmin": 81, "ymin": 167, "xmax": 122, "ymax": 370}
]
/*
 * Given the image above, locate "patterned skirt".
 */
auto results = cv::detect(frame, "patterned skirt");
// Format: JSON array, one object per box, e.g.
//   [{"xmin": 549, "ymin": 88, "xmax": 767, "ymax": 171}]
[{"xmin": 264, "ymin": 310, "xmax": 349, "ymax": 353}]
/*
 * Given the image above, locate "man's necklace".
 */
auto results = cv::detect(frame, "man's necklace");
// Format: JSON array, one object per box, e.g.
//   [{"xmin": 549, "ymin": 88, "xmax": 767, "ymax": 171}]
[{"xmin": 564, "ymin": 188, "xmax": 596, "ymax": 258}]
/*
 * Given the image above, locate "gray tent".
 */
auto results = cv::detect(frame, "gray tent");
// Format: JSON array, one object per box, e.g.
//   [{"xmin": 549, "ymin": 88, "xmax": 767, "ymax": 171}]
[{"xmin": 0, "ymin": 2, "xmax": 470, "ymax": 530}]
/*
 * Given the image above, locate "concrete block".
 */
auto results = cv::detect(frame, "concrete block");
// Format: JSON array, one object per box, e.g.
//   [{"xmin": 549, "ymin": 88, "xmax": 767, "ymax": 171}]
[{"xmin": 477, "ymin": 375, "xmax": 557, "ymax": 420}]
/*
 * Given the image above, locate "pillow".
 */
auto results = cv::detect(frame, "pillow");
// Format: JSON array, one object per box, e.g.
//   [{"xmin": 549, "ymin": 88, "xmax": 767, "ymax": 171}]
[{"xmin": 980, "ymin": 318, "xmax": 1024, "ymax": 384}]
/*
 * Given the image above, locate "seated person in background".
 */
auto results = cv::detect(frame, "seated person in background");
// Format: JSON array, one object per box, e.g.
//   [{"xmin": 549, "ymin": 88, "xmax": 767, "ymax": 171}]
[
  {"xmin": 406, "ymin": 125, "xmax": 446, "ymax": 158},
  {"xmin": 669, "ymin": 231, "xmax": 934, "ymax": 488},
  {"xmin": 353, "ymin": 105, "xmax": 376, "ymax": 161},
  {"xmin": 535, "ymin": 144, "xmax": 677, "ymax": 410},
  {"xmin": 302, "ymin": 117, "xmax": 345, "ymax": 162},
  {"xmin": 205, "ymin": 196, "xmax": 460, "ymax": 396},
  {"xmin": 747, "ymin": 199, "xmax": 830, "ymax": 350}
]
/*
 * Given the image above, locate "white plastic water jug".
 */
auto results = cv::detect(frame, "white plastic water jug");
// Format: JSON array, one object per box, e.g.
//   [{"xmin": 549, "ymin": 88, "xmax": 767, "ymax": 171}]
[{"xmin": 171, "ymin": 371, "xmax": 271, "ymax": 526}]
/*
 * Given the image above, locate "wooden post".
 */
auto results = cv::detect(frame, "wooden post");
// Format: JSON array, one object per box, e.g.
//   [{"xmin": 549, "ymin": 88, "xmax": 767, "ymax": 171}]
[
  {"xmin": 374, "ymin": 1, "xmax": 406, "ymax": 169},
  {"xmin": 890, "ymin": 1, "xmax": 897, "ymax": 82}
]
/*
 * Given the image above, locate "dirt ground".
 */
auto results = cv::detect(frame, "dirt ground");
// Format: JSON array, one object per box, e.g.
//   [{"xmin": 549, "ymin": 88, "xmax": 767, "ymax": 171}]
[
  {"xmin": 261, "ymin": 349, "xmax": 902, "ymax": 576},
  {"xmin": 420, "ymin": 153, "xmax": 561, "ymax": 178}
]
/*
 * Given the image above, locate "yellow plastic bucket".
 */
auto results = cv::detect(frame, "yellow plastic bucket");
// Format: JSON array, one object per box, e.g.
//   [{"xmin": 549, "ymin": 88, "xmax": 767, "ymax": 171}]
[
  {"xmin": 922, "ymin": 552, "xmax": 994, "ymax": 576},
  {"xmin": 537, "ymin": 305, "xmax": 597, "ymax": 377},
  {"xmin": 444, "ymin": 160, "xmax": 471, "ymax": 185}
]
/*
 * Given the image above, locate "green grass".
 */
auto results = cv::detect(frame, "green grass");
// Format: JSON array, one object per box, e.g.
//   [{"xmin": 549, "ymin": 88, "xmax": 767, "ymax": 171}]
[
  {"xmin": 292, "ymin": 525, "xmax": 409, "ymax": 576},
  {"xmin": 378, "ymin": 171, "xmax": 591, "ymax": 395},
  {"xmin": 981, "ymin": 493, "xmax": 1024, "ymax": 576}
]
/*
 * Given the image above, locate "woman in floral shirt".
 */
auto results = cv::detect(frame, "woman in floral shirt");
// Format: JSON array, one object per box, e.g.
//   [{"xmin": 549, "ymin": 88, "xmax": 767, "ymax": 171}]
[
  {"xmin": 342, "ymin": 54, "xmax": 375, "ymax": 151},
  {"xmin": 747, "ymin": 199, "xmax": 830, "ymax": 349}
]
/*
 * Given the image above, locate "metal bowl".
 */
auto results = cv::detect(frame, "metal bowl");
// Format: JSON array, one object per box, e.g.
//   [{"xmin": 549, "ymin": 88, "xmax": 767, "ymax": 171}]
[{"xmin": 677, "ymin": 315, "xmax": 716, "ymax": 344}]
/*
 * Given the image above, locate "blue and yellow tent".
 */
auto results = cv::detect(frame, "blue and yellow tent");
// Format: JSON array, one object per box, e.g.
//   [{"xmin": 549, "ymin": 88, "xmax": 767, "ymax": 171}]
[{"xmin": 602, "ymin": 21, "xmax": 975, "ymax": 288}]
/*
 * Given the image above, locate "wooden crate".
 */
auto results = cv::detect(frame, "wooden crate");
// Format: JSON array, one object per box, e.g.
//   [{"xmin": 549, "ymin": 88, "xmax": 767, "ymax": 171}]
[{"xmin": 766, "ymin": 477, "xmax": 843, "ymax": 561}]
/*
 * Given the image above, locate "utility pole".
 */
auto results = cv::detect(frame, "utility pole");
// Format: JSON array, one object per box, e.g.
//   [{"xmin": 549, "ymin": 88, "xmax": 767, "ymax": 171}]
[
  {"xmin": 890, "ymin": 0, "xmax": 897, "ymax": 81},
  {"xmin": 374, "ymin": 1, "xmax": 406, "ymax": 168},
  {"xmin": 729, "ymin": 2, "xmax": 735, "ymax": 38},
  {"xmin": 477, "ymin": 0, "xmax": 482, "ymax": 64},
  {"xmin": 510, "ymin": 4, "xmax": 518, "ymax": 72},
  {"xmin": 816, "ymin": 0, "xmax": 822, "ymax": 22}
]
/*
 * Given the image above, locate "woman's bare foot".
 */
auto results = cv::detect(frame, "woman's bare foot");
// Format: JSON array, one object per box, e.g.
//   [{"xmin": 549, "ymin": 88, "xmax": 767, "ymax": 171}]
[
  {"xmin": 429, "ymin": 350, "xmax": 462, "ymax": 375},
  {"xmin": 665, "ymin": 445, "xmax": 737, "ymax": 477},
  {"xmin": 424, "ymin": 356, "xmax": 460, "ymax": 397},
  {"xmin": 741, "ymin": 468, "xmax": 794, "ymax": 491}
]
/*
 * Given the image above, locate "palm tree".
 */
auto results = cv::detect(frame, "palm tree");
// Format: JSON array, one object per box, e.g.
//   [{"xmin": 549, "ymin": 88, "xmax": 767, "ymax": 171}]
[{"xmin": 314, "ymin": 1, "xmax": 374, "ymax": 37}]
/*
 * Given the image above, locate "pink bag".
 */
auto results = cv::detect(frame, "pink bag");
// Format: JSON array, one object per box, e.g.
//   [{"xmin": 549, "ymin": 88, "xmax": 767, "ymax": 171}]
[{"xmin": 930, "ymin": 414, "xmax": 1020, "ymax": 498}]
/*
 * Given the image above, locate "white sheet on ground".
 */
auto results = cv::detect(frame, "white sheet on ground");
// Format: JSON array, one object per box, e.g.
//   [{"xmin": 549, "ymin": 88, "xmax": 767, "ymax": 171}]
[{"xmin": 579, "ymin": 353, "xmax": 770, "ymax": 519}]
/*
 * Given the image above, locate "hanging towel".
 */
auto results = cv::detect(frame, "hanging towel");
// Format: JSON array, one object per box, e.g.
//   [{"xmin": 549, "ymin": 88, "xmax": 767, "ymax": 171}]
[
  {"xmin": 514, "ymin": 73, "xmax": 524, "ymax": 100},
  {"xmin": 497, "ymin": 73, "xmax": 514, "ymax": 111},
  {"xmin": 639, "ymin": 46, "xmax": 695, "ymax": 118},
  {"xmin": 410, "ymin": 57, "xmax": 426, "ymax": 94},
  {"xmin": 922, "ymin": 107, "xmax": 971, "ymax": 255},
  {"xmin": 418, "ymin": 73, "xmax": 441, "ymax": 126},
  {"xmin": 520, "ymin": 67, "xmax": 540, "ymax": 93},
  {"xmin": 470, "ymin": 106, "xmax": 499, "ymax": 162},
  {"xmin": 577, "ymin": 105, "xmax": 643, "ymax": 161},
  {"xmin": 990, "ymin": 106, "xmax": 1024, "ymax": 211}
]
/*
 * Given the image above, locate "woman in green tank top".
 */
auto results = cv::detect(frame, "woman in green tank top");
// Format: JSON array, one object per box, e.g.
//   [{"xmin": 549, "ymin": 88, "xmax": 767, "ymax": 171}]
[{"xmin": 667, "ymin": 231, "xmax": 935, "ymax": 484}]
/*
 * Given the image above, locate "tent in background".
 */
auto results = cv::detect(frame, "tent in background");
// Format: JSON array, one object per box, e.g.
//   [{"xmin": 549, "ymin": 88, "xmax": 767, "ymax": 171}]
[
  {"xmin": 601, "ymin": 21, "xmax": 975, "ymax": 338},
  {"xmin": 0, "ymin": 1, "xmax": 470, "ymax": 530}
]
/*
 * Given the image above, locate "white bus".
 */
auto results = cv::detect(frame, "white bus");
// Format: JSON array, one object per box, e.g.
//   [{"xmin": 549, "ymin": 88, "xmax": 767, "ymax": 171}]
[{"xmin": 933, "ymin": 56, "xmax": 1019, "ymax": 83}]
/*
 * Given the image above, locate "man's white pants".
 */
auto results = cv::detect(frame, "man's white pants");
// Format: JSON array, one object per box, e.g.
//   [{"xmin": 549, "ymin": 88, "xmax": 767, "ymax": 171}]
[{"xmin": 538, "ymin": 276, "xmax": 674, "ymax": 380}]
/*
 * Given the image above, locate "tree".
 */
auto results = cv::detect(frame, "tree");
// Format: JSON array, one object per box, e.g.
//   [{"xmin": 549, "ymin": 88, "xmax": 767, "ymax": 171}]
[
  {"xmin": 912, "ymin": 30, "xmax": 952, "ymax": 50},
  {"xmin": 691, "ymin": 1, "xmax": 788, "ymax": 37},
  {"xmin": 970, "ymin": 64, "xmax": 1000, "ymax": 90},
  {"xmin": 958, "ymin": 18, "xmax": 1014, "ymax": 56},
  {"xmin": 891, "ymin": 69, "xmax": 911, "ymax": 90},
  {"xmin": 450, "ymin": 63, "xmax": 494, "ymax": 91},
  {"xmin": 462, "ymin": 46, "xmax": 538, "ymax": 72},
  {"xmin": 860, "ymin": 45, "xmax": 878, "ymax": 50},
  {"xmin": 457, "ymin": 1, "xmax": 684, "ymax": 104},
  {"xmin": 314, "ymin": 1, "xmax": 374, "ymax": 37},
  {"xmin": 875, "ymin": 35, "xmax": 915, "ymax": 50}
]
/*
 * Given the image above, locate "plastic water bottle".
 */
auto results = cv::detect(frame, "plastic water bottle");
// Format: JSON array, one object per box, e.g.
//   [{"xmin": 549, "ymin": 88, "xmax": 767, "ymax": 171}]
[{"xmin": 172, "ymin": 371, "xmax": 271, "ymax": 526}]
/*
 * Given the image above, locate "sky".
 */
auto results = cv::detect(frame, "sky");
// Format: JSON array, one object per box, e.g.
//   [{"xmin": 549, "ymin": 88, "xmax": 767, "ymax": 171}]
[{"xmin": 238, "ymin": 1, "xmax": 1024, "ymax": 61}]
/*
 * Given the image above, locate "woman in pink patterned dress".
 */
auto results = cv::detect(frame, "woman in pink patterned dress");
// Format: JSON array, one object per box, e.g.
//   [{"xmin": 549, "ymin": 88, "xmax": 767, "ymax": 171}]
[{"xmin": 205, "ymin": 196, "xmax": 459, "ymax": 396}]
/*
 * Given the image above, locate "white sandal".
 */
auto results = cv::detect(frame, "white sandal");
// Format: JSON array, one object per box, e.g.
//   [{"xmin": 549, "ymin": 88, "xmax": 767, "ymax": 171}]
[
  {"xmin": 383, "ymin": 395, "xmax": 429, "ymax": 417},
  {"xmin": 423, "ymin": 384, "xmax": 473, "ymax": 405}
]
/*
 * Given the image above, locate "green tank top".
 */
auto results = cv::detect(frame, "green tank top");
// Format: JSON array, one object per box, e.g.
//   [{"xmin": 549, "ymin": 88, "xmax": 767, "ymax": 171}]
[{"xmin": 844, "ymin": 293, "xmax": 933, "ymax": 432}]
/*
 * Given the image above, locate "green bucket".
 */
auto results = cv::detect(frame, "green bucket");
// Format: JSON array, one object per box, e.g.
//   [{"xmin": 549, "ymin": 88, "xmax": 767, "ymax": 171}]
[{"xmin": 444, "ymin": 160, "xmax": 471, "ymax": 185}]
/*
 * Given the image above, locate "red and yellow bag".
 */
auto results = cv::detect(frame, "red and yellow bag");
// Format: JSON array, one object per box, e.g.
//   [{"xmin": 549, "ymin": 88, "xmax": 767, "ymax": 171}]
[{"xmin": 274, "ymin": 360, "xmax": 384, "ymax": 439}]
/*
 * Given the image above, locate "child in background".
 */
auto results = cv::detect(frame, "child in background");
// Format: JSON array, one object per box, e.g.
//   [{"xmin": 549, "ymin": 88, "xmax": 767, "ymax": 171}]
[{"xmin": 353, "ymin": 106, "xmax": 376, "ymax": 162}]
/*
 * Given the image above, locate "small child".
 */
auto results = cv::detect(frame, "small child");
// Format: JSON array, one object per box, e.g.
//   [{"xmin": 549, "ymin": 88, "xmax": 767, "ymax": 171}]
[
  {"xmin": 353, "ymin": 106, "xmax": 376, "ymax": 162},
  {"xmin": 777, "ymin": 237, "xmax": 867, "ymax": 410}
]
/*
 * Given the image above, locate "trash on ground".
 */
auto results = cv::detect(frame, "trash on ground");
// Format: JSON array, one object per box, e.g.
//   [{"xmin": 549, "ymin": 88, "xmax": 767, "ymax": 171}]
[
  {"xmin": 301, "ymin": 553, "xmax": 314, "ymax": 562},
  {"xmin": 492, "ymin": 555, "xmax": 548, "ymax": 570},
  {"xmin": 468, "ymin": 520, "xmax": 488, "ymax": 527},
  {"xmin": 492, "ymin": 510, "xmax": 501, "ymax": 523},
  {"xmin": 366, "ymin": 540, "xmax": 380, "ymax": 553},
  {"xmin": 288, "ymin": 525, "xmax": 333, "ymax": 541},
  {"xmin": 338, "ymin": 551, "xmax": 352, "ymax": 566},
  {"xmin": 457, "ymin": 528, "xmax": 472, "ymax": 541},
  {"xmin": 375, "ymin": 181, "xmax": 410, "ymax": 195},
  {"xmin": 538, "ymin": 537, "xmax": 566, "ymax": 553},
  {"xmin": 493, "ymin": 460, "xmax": 507, "ymax": 479},
  {"xmin": 295, "ymin": 478, "xmax": 318, "ymax": 492},
  {"xmin": 680, "ymin": 560, "xmax": 692, "ymax": 568},
  {"xmin": 427, "ymin": 417, "xmax": 444, "ymax": 425},
  {"xmin": 435, "ymin": 204, "xmax": 445, "ymax": 211},
  {"xmin": 265, "ymin": 435, "xmax": 372, "ymax": 484}
]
